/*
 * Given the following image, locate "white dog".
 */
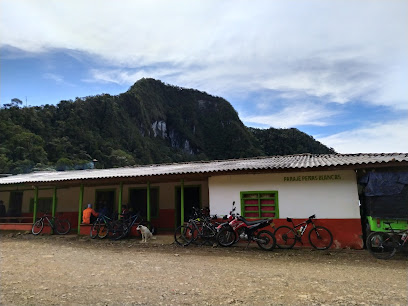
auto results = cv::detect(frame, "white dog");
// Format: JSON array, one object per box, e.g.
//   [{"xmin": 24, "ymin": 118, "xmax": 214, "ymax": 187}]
[{"xmin": 136, "ymin": 225, "xmax": 156, "ymax": 242}]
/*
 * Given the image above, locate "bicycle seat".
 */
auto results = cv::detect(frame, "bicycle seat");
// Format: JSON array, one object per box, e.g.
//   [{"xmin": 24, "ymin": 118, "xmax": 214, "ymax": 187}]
[{"xmin": 286, "ymin": 217, "xmax": 292, "ymax": 222}]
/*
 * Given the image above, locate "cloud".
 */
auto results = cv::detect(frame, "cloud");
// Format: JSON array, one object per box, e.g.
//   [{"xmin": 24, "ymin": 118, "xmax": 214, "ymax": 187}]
[
  {"xmin": 86, "ymin": 68, "xmax": 180, "ymax": 86},
  {"xmin": 316, "ymin": 119, "xmax": 408, "ymax": 153},
  {"xmin": 368, "ymin": 62, "xmax": 408, "ymax": 110},
  {"xmin": 242, "ymin": 102, "xmax": 339, "ymax": 128},
  {"xmin": 257, "ymin": 55, "xmax": 383, "ymax": 104},
  {"xmin": 1, "ymin": 0, "xmax": 407, "ymax": 110},
  {"xmin": 43, "ymin": 73, "xmax": 64, "ymax": 84}
]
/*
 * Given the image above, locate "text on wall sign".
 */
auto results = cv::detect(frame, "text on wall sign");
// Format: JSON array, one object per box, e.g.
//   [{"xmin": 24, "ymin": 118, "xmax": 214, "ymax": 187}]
[{"xmin": 284, "ymin": 174, "xmax": 342, "ymax": 182}]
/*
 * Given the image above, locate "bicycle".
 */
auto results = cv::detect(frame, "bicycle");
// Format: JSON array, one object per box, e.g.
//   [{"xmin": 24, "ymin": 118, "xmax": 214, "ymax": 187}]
[
  {"xmin": 32, "ymin": 213, "xmax": 71, "ymax": 235},
  {"xmin": 174, "ymin": 207, "xmax": 219, "ymax": 246},
  {"xmin": 274, "ymin": 214, "xmax": 333, "ymax": 250},
  {"xmin": 90, "ymin": 214, "xmax": 118, "ymax": 239},
  {"xmin": 113, "ymin": 211, "xmax": 155, "ymax": 240},
  {"xmin": 190, "ymin": 213, "xmax": 219, "ymax": 246},
  {"xmin": 366, "ymin": 222, "xmax": 408, "ymax": 259}
]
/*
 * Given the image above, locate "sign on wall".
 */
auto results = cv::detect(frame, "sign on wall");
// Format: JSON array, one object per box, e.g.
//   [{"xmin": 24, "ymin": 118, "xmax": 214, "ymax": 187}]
[{"xmin": 283, "ymin": 174, "xmax": 342, "ymax": 182}]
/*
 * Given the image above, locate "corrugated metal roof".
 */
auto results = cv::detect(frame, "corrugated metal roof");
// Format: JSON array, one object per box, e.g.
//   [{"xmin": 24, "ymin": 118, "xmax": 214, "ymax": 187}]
[{"xmin": 0, "ymin": 153, "xmax": 407, "ymax": 185}]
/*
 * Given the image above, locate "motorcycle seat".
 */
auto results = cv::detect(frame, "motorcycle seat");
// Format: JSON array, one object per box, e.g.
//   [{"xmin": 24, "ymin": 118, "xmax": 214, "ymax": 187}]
[{"xmin": 239, "ymin": 216, "xmax": 270, "ymax": 226}]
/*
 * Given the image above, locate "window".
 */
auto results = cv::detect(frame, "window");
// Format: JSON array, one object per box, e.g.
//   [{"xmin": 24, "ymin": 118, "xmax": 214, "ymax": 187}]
[
  {"xmin": 30, "ymin": 197, "xmax": 53, "ymax": 214},
  {"xmin": 240, "ymin": 191, "xmax": 279, "ymax": 219},
  {"xmin": 129, "ymin": 187, "xmax": 159, "ymax": 219}
]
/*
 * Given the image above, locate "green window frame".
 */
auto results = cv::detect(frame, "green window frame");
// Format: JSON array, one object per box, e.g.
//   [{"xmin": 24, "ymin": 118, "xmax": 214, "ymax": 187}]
[
  {"xmin": 240, "ymin": 191, "xmax": 279, "ymax": 219},
  {"xmin": 30, "ymin": 197, "xmax": 54, "ymax": 214}
]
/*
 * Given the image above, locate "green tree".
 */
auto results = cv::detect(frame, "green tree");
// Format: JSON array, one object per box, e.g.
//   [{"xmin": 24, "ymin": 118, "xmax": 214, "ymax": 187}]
[
  {"xmin": 3, "ymin": 98, "xmax": 23, "ymax": 108},
  {"xmin": 0, "ymin": 78, "xmax": 336, "ymax": 174}
]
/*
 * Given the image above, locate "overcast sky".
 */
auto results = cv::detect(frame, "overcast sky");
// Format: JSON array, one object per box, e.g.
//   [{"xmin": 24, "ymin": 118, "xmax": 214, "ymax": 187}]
[{"xmin": 1, "ymin": 0, "xmax": 407, "ymax": 153}]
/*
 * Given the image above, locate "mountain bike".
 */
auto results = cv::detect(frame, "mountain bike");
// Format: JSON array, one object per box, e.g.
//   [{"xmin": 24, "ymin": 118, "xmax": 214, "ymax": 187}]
[
  {"xmin": 90, "ymin": 214, "xmax": 118, "ymax": 239},
  {"xmin": 366, "ymin": 222, "xmax": 408, "ymax": 259},
  {"xmin": 189, "ymin": 208, "xmax": 220, "ymax": 246},
  {"xmin": 174, "ymin": 206, "xmax": 220, "ymax": 246},
  {"xmin": 174, "ymin": 207, "xmax": 214, "ymax": 246},
  {"xmin": 32, "ymin": 213, "xmax": 71, "ymax": 235},
  {"xmin": 274, "ymin": 214, "xmax": 333, "ymax": 250},
  {"xmin": 113, "ymin": 212, "xmax": 155, "ymax": 240}
]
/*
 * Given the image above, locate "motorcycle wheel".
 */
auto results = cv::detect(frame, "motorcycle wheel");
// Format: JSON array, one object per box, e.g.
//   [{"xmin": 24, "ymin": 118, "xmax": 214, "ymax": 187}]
[
  {"xmin": 256, "ymin": 230, "xmax": 276, "ymax": 251},
  {"xmin": 216, "ymin": 227, "xmax": 236, "ymax": 247}
]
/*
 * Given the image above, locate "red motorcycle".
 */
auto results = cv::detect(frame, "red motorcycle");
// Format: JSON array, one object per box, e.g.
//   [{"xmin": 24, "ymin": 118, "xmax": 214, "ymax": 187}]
[{"xmin": 216, "ymin": 202, "xmax": 276, "ymax": 251}]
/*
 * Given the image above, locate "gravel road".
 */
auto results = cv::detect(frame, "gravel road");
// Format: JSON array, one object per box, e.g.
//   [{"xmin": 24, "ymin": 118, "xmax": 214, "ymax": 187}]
[{"xmin": 0, "ymin": 233, "xmax": 407, "ymax": 306}]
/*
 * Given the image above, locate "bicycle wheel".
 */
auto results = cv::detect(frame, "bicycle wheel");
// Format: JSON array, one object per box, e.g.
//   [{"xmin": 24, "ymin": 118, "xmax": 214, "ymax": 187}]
[
  {"xmin": 309, "ymin": 226, "xmax": 333, "ymax": 250},
  {"xmin": 256, "ymin": 230, "xmax": 276, "ymax": 251},
  {"xmin": 90, "ymin": 221, "xmax": 100, "ymax": 239},
  {"xmin": 190, "ymin": 223, "xmax": 204, "ymax": 245},
  {"xmin": 32, "ymin": 219, "xmax": 44, "ymax": 235},
  {"xmin": 110, "ymin": 220, "xmax": 125, "ymax": 240},
  {"xmin": 174, "ymin": 225, "xmax": 194, "ymax": 246},
  {"xmin": 366, "ymin": 231, "xmax": 398, "ymax": 259},
  {"xmin": 98, "ymin": 223, "xmax": 109, "ymax": 239},
  {"xmin": 191, "ymin": 225, "xmax": 215, "ymax": 246},
  {"xmin": 274, "ymin": 226, "xmax": 296, "ymax": 249},
  {"xmin": 54, "ymin": 219, "xmax": 71, "ymax": 235},
  {"xmin": 114, "ymin": 223, "xmax": 129, "ymax": 240},
  {"xmin": 200, "ymin": 225, "xmax": 217, "ymax": 245},
  {"xmin": 216, "ymin": 227, "xmax": 236, "ymax": 247}
]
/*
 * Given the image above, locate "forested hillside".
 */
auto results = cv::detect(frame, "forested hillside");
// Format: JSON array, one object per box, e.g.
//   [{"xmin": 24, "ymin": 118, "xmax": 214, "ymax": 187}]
[
  {"xmin": 0, "ymin": 78, "xmax": 335, "ymax": 174},
  {"xmin": 249, "ymin": 127, "xmax": 335, "ymax": 156}
]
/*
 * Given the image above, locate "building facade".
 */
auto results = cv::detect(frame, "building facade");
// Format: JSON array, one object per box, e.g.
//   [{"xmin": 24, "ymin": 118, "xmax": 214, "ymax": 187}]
[{"xmin": 1, "ymin": 153, "xmax": 407, "ymax": 249}]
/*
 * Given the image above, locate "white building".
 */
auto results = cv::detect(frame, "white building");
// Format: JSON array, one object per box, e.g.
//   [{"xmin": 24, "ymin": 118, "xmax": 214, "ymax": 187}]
[{"xmin": 1, "ymin": 153, "xmax": 407, "ymax": 249}]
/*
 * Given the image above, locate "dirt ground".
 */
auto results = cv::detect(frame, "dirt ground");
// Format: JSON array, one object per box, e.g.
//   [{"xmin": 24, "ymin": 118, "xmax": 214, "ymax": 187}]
[{"xmin": 0, "ymin": 232, "xmax": 407, "ymax": 306}]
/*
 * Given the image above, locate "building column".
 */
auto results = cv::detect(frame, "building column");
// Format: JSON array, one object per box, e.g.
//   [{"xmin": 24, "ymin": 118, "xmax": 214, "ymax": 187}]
[
  {"xmin": 147, "ymin": 182, "xmax": 151, "ymax": 222},
  {"xmin": 118, "ymin": 182, "xmax": 123, "ymax": 219},
  {"xmin": 77, "ymin": 184, "xmax": 84, "ymax": 234},
  {"xmin": 32, "ymin": 186, "xmax": 38, "ymax": 223},
  {"xmin": 52, "ymin": 187, "xmax": 57, "ymax": 218},
  {"xmin": 180, "ymin": 179, "xmax": 184, "ymax": 225}
]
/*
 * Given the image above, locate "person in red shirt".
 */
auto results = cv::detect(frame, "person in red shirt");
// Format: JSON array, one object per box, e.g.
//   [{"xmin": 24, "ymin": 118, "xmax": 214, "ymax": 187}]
[{"xmin": 82, "ymin": 203, "xmax": 99, "ymax": 224}]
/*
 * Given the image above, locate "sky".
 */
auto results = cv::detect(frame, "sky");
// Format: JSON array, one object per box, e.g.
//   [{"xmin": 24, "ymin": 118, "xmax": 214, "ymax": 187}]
[{"xmin": 1, "ymin": 0, "xmax": 407, "ymax": 154}]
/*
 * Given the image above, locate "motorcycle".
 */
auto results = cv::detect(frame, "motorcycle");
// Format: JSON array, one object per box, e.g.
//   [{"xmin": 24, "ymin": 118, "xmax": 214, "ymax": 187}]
[{"xmin": 216, "ymin": 202, "xmax": 276, "ymax": 251}]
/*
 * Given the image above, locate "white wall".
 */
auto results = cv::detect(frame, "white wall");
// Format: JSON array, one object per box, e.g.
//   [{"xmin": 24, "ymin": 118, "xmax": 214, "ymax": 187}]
[{"xmin": 208, "ymin": 170, "xmax": 360, "ymax": 219}]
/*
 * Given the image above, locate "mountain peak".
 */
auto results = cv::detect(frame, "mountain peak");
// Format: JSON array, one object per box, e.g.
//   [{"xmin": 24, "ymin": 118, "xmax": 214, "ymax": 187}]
[{"xmin": 0, "ymin": 79, "xmax": 335, "ymax": 174}]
